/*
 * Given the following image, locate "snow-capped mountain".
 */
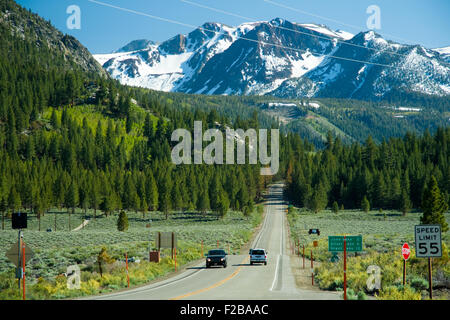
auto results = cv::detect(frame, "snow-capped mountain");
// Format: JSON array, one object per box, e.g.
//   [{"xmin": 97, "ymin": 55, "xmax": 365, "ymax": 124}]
[
  {"xmin": 94, "ymin": 18, "xmax": 450, "ymax": 100},
  {"xmin": 433, "ymin": 46, "xmax": 450, "ymax": 63}
]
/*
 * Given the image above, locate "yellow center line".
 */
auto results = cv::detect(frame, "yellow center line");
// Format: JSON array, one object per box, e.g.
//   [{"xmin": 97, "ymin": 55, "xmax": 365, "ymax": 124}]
[{"xmin": 169, "ymin": 256, "xmax": 249, "ymax": 300}]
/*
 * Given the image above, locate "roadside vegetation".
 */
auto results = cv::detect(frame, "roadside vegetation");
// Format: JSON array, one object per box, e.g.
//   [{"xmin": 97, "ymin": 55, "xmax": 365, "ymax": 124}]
[
  {"xmin": 287, "ymin": 208, "xmax": 450, "ymax": 300},
  {"xmin": 0, "ymin": 205, "xmax": 263, "ymax": 300}
]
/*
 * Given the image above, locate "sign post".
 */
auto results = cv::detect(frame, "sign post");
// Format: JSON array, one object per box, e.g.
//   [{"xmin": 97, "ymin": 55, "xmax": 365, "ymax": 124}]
[
  {"xmin": 310, "ymin": 249, "xmax": 314, "ymax": 286},
  {"xmin": 343, "ymin": 236, "xmax": 347, "ymax": 300},
  {"xmin": 401, "ymin": 243, "xmax": 410, "ymax": 286},
  {"xmin": 414, "ymin": 225, "xmax": 442, "ymax": 300},
  {"xmin": 155, "ymin": 232, "xmax": 177, "ymax": 252},
  {"xmin": 328, "ymin": 235, "xmax": 363, "ymax": 300},
  {"xmin": 428, "ymin": 257, "xmax": 433, "ymax": 299},
  {"xmin": 18, "ymin": 230, "xmax": 22, "ymax": 290},
  {"xmin": 22, "ymin": 240, "xmax": 25, "ymax": 300}
]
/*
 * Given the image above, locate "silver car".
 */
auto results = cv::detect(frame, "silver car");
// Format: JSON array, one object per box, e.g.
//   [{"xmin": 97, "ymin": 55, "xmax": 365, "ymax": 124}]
[{"xmin": 249, "ymin": 248, "xmax": 267, "ymax": 265}]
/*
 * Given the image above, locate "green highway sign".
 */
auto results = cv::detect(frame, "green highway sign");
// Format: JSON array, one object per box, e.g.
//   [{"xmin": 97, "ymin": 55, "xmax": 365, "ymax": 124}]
[{"xmin": 328, "ymin": 235, "xmax": 363, "ymax": 252}]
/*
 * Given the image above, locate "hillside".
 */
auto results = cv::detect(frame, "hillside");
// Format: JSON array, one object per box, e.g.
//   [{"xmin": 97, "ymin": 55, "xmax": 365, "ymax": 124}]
[
  {"xmin": 0, "ymin": 0, "xmax": 106, "ymax": 76},
  {"xmin": 0, "ymin": 0, "xmax": 449, "ymax": 302},
  {"xmin": 0, "ymin": 0, "xmax": 268, "ymax": 236}
]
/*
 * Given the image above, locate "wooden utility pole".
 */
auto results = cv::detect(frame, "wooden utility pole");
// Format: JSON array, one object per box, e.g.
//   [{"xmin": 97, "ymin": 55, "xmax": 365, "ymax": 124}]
[
  {"xmin": 302, "ymin": 245, "xmax": 305, "ymax": 269},
  {"xmin": 171, "ymin": 232, "xmax": 175, "ymax": 259}
]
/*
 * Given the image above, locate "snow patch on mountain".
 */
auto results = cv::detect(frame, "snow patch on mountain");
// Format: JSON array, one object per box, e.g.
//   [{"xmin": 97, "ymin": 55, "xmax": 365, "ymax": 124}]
[
  {"xmin": 290, "ymin": 52, "xmax": 325, "ymax": 78},
  {"xmin": 95, "ymin": 19, "xmax": 450, "ymax": 101},
  {"xmin": 297, "ymin": 23, "xmax": 353, "ymax": 40}
]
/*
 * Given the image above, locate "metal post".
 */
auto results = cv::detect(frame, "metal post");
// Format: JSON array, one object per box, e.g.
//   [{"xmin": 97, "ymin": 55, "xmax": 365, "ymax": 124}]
[
  {"xmin": 201, "ymin": 240, "xmax": 204, "ymax": 257},
  {"xmin": 403, "ymin": 259, "xmax": 406, "ymax": 286},
  {"xmin": 428, "ymin": 257, "xmax": 433, "ymax": 300},
  {"xmin": 344, "ymin": 235, "xmax": 347, "ymax": 300},
  {"xmin": 174, "ymin": 248, "xmax": 177, "ymax": 272},
  {"xmin": 18, "ymin": 230, "xmax": 22, "ymax": 290}
]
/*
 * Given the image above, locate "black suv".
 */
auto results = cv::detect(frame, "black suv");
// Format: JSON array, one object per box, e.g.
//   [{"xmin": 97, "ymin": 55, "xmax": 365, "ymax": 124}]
[{"xmin": 206, "ymin": 249, "xmax": 227, "ymax": 268}]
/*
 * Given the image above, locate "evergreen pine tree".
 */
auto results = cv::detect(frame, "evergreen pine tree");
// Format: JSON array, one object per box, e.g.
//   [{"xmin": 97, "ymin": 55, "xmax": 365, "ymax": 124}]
[
  {"xmin": 400, "ymin": 189, "xmax": 412, "ymax": 216},
  {"xmin": 307, "ymin": 183, "xmax": 327, "ymax": 213},
  {"xmin": 145, "ymin": 171, "xmax": 158, "ymax": 211},
  {"xmin": 217, "ymin": 192, "xmax": 230, "ymax": 219},
  {"xmin": 362, "ymin": 195, "xmax": 370, "ymax": 213},
  {"xmin": 117, "ymin": 210, "xmax": 129, "ymax": 231},
  {"xmin": 332, "ymin": 201, "xmax": 339, "ymax": 214},
  {"xmin": 198, "ymin": 187, "xmax": 210, "ymax": 214},
  {"xmin": 0, "ymin": 197, "xmax": 7, "ymax": 230},
  {"xmin": 8, "ymin": 186, "xmax": 21, "ymax": 213},
  {"xmin": 65, "ymin": 181, "xmax": 79, "ymax": 230},
  {"xmin": 50, "ymin": 109, "xmax": 59, "ymax": 129},
  {"xmin": 420, "ymin": 176, "xmax": 449, "ymax": 232}
]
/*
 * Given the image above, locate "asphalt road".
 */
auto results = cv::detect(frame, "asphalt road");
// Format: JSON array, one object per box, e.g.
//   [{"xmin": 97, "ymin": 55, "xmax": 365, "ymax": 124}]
[{"xmin": 87, "ymin": 183, "xmax": 340, "ymax": 300}]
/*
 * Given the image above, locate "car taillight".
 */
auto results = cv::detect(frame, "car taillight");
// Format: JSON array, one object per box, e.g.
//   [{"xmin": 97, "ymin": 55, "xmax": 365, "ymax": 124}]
[{"xmin": 265, "ymin": 255, "xmax": 267, "ymax": 258}]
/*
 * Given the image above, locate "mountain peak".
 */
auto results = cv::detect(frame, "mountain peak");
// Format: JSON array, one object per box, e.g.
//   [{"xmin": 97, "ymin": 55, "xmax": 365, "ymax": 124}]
[
  {"xmin": 160, "ymin": 34, "xmax": 187, "ymax": 54},
  {"xmin": 269, "ymin": 17, "xmax": 285, "ymax": 26},
  {"xmin": 115, "ymin": 39, "xmax": 155, "ymax": 53},
  {"xmin": 94, "ymin": 18, "xmax": 450, "ymax": 100}
]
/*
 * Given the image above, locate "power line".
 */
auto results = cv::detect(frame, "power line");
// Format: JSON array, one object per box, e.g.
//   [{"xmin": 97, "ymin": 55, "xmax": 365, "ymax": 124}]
[
  {"xmin": 262, "ymin": 0, "xmax": 419, "ymax": 45},
  {"xmin": 87, "ymin": 0, "xmax": 440, "ymax": 71},
  {"xmin": 180, "ymin": 0, "xmax": 411, "ymax": 59},
  {"xmin": 87, "ymin": 0, "xmax": 196, "ymax": 29}
]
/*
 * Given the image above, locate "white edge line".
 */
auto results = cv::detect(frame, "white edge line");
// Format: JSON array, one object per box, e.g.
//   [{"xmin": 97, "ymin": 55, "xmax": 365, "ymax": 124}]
[{"xmin": 89, "ymin": 263, "xmax": 206, "ymax": 299}]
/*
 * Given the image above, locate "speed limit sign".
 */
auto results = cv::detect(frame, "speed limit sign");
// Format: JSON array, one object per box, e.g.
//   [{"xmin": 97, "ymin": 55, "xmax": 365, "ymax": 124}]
[{"xmin": 414, "ymin": 225, "xmax": 442, "ymax": 258}]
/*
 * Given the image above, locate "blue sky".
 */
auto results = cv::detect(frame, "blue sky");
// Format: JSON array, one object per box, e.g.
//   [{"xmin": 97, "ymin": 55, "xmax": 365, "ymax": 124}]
[{"xmin": 17, "ymin": 0, "xmax": 450, "ymax": 54}]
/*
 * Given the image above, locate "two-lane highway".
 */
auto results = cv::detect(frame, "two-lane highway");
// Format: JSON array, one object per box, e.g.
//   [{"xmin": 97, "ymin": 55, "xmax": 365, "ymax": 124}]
[{"xmin": 86, "ymin": 183, "xmax": 340, "ymax": 300}]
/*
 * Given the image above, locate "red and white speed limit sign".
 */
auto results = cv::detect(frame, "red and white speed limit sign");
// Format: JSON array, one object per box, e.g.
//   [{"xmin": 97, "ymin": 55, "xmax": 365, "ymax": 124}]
[{"xmin": 402, "ymin": 243, "xmax": 410, "ymax": 260}]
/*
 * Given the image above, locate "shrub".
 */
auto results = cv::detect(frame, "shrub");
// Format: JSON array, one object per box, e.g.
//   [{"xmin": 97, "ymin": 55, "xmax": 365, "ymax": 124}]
[
  {"xmin": 378, "ymin": 285, "xmax": 421, "ymax": 300},
  {"xmin": 409, "ymin": 277, "xmax": 428, "ymax": 291},
  {"xmin": 344, "ymin": 288, "xmax": 358, "ymax": 300},
  {"xmin": 357, "ymin": 291, "xmax": 367, "ymax": 300}
]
